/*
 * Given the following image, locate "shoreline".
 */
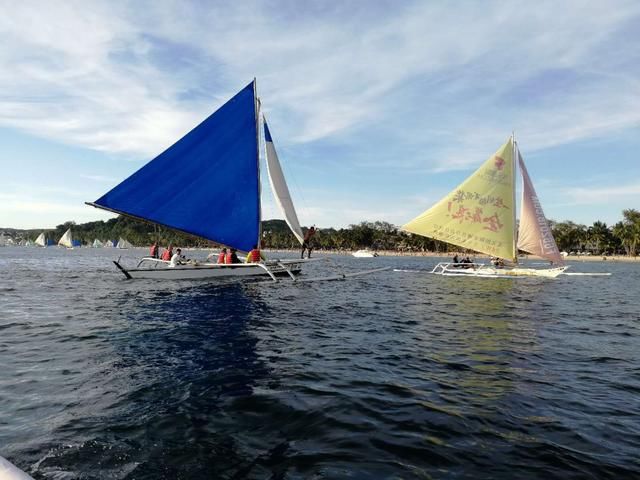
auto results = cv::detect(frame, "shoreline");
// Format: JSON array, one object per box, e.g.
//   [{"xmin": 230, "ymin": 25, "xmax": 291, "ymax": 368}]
[{"xmin": 263, "ymin": 248, "xmax": 640, "ymax": 263}]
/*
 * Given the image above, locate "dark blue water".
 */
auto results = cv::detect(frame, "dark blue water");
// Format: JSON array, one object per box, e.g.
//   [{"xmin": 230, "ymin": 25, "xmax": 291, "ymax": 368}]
[{"xmin": 1, "ymin": 247, "xmax": 639, "ymax": 479}]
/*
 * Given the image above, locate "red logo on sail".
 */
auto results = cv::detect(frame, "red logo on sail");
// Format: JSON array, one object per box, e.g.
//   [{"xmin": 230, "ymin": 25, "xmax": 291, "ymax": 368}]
[{"xmin": 494, "ymin": 156, "xmax": 505, "ymax": 170}]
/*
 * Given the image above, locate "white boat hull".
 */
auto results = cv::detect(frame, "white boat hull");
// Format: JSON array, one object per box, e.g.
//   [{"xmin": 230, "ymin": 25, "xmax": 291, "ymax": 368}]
[
  {"xmin": 432, "ymin": 262, "xmax": 568, "ymax": 278},
  {"xmin": 114, "ymin": 258, "xmax": 314, "ymax": 281},
  {"xmin": 352, "ymin": 250, "xmax": 378, "ymax": 258}
]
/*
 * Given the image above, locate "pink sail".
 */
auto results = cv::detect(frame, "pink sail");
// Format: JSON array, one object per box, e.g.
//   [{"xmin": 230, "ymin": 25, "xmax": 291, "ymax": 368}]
[{"xmin": 516, "ymin": 149, "xmax": 564, "ymax": 265}]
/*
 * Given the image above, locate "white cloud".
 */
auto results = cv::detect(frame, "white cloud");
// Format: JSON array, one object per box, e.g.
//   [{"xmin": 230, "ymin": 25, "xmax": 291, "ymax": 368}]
[
  {"xmin": 0, "ymin": 193, "xmax": 116, "ymax": 229},
  {"xmin": 1, "ymin": 0, "xmax": 640, "ymax": 231},
  {"xmin": 564, "ymin": 183, "xmax": 640, "ymax": 205},
  {"xmin": 0, "ymin": 0, "xmax": 638, "ymax": 164}
]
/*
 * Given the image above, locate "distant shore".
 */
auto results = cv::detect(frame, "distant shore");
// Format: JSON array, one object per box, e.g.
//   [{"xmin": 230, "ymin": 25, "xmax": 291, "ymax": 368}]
[{"xmin": 263, "ymin": 248, "xmax": 640, "ymax": 262}]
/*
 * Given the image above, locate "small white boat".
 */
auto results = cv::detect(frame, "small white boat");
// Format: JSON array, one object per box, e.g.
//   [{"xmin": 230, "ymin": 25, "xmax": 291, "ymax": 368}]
[
  {"xmin": 352, "ymin": 249, "xmax": 379, "ymax": 258},
  {"xmin": 403, "ymin": 135, "xmax": 567, "ymax": 278}
]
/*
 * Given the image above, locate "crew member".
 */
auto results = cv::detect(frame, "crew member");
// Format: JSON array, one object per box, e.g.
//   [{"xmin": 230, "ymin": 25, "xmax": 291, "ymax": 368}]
[
  {"xmin": 217, "ymin": 248, "xmax": 227, "ymax": 264},
  {"xmin": 225, "ymin": 248, "xmax": 241, "ymax": 264},
  {"xmin": 161, "ymin": 245, "xmax": 173, "ymax": 261},
  {"xmin": 246, "ymin": 244, "xmax": 265, "ymax": 263},
  {"xmin": 169, "ymin": 248, "xmax": 184, "ymax": 268},
  {"xmin": 150, "ymin": 242, "xmax": 159, "ymax": 258},
  {"xmin": 301, "ymin": 226, "xmax": 317, "ymax": 259}
]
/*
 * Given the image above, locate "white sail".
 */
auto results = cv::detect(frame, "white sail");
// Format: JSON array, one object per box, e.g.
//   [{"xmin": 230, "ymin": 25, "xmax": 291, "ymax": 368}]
[
  {"xmin": 263, "ymin": 117, "xmax": 304, "ymax": 244},
  {"xmin": 92, "ymin": 239, "xmax": 104, "ymax": 248},
  {"xmin": 58, "ymin": 228, "xmax": 73, "ymax": 248},
  {"xmin": 35, "ymin": 233, "xmax": 46, "ymax": 247},
  {"xmin": 516, "ymin": 148, "xmax": 564, "ymax": 265},
  {"xmin": 117, "ymin": 238, "xmax": 132, "ymax": 249}
]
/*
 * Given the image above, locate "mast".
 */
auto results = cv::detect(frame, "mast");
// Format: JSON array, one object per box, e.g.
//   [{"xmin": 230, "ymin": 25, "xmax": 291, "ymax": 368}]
[
  {"xmin": 512, "ymin": 131, "xmax": 518, "ymax": 264},
  {"xmin": 254, "ymin": 77, "xmax": 262, "ymax": 249}
]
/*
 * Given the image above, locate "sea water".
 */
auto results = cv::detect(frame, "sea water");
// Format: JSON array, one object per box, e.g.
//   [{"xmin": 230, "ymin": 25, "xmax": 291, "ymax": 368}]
[{"xmin": 1, "ymin": 247, "xmax": 638, "ymax": 479}]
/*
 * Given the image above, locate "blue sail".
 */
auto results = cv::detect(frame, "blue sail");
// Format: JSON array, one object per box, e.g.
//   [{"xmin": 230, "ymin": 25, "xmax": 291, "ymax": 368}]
[{"xmin": 91, "ymin": 81, "xmax": 260, "ymax": 252}]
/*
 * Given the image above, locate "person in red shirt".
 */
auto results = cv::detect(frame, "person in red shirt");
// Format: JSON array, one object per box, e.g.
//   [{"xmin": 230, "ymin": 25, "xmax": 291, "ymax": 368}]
[
  {"xmin": 217, "ymin": 248, "xmax": 227, "ymax": 264},
  {"xmin": 225, "ymin": 248, "xmax": 241, "ymax": 264},
  {"xmin": 246, "ymin": 245, "xmax": 265, "ymax": 263},
  {"xmin": 161, "ymin": 245, "xmax": 173, "ymax": 261},
  {"xmin": 150, "ymin": 242, "xmax": 159, "ymax": 258}
]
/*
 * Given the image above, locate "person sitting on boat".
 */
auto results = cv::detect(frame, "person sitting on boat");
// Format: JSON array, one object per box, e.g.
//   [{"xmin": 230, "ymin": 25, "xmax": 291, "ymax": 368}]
[
  {"xmin": 246, "ymin": 245, "xmax": 265, "ymax": 263},
  {"xmin": 169, "ymin": 248, "xmax": 184, "ymax": 268},
  {"xmin": 452, "ymin": 254, "xmax": 460, "ymax": 266},
  {"xmin": 225, "ymin": 248, "xmax": 241, "ymax": 264},
  {"xmin": 161, "ymin": 245, "xmax": 173, "ymax": 261},
  {"xmin": 150, "ymin": 242, "xmax": 159, "ymax": 259},
  {"xmin": 301, "ymin": 226, "xmax": 317, "ymax": 259},
  {"xmin": 217, "ymin": 248, "xmax": 227, "ymax": 264}
]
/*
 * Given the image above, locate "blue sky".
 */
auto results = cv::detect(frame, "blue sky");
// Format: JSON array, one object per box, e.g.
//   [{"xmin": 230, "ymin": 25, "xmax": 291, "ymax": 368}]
[{"xmin": 1, "ymin": 1, "xmax": 639, "ymax": 230}]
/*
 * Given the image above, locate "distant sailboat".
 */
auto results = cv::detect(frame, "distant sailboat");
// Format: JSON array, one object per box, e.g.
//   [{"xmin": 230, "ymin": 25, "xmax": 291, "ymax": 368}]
[
  {"xmin": 35, "ymin": 232, "xmax": 47, "ymax": 247},
  {"xmin": 116, "ymin": 238, "xmax": 132, "ymax": 249},
  {"xmin": 58, "ymin": 228, "xmax": 74, "ymax": 249},
  {"xmin": 86, "ymin": 80, "xmax": 314, "ymax": 281},
  {"xmin": 402, "ymin": 136, "xmax": 567, "ymax": 278},
  {"xmin": 92, "ymin": 239, "xmax": 104, "ymax": 248}
]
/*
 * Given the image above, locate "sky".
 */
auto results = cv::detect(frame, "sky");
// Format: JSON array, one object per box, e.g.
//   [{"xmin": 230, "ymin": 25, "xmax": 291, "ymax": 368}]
[{"xmin": 1, "ymin": 0, "xmax": 639, "ymax": 230}]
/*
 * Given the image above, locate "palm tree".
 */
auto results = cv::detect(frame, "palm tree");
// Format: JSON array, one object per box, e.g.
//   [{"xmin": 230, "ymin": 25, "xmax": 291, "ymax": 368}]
[{"xmin": 587, "ymin": 221, "xmax": 610, "ymax": 254}]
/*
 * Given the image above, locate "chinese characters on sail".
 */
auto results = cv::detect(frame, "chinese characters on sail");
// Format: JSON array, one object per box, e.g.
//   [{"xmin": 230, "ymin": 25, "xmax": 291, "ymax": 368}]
[{"xmin": 447, "ymin": 189, "xmax": 509, "ymax": 233}]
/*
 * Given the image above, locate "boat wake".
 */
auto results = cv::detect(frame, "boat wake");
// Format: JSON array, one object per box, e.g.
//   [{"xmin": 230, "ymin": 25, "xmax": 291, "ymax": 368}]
[{"xmin": 561, "ymin": 272, "xmax": 612, "ymax": 276}]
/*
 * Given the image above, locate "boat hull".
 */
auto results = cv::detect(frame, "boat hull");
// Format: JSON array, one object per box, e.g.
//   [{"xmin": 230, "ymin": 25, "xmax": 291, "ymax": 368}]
[
  {"xmin": 352, "ymin": 250, "xmax": 378, "ymax": 258},
  {"xmin": 115, "ymin": 258, "xmax": 311, "ymax": 280},
  {"xmin": 432, "ymin": 262, "xmax": 568, "ymax": 278}
]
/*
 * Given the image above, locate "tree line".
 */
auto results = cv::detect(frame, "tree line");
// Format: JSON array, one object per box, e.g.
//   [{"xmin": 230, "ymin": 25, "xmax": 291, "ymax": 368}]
[{"xmin": 13, "ymin": 208, "xmax": 640, "ymax": 256}]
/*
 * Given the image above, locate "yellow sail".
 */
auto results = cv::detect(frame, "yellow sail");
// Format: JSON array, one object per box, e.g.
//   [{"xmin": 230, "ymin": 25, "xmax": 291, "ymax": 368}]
[{"xmin": 402, "ymin": 138, "xmax": 516, "ymax": 261}]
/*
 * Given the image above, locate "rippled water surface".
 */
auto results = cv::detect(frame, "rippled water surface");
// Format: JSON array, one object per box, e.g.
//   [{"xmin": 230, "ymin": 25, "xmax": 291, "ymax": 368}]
[{"xmin": 1, "ymin": 247, "xmax": 639, "ymax": 479}]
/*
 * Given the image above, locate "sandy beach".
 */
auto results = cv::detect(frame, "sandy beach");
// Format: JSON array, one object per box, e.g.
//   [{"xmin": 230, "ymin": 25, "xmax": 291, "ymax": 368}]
[{"xmin": 264, "ymin": 248, "xmax": 640, "ymax": 262}]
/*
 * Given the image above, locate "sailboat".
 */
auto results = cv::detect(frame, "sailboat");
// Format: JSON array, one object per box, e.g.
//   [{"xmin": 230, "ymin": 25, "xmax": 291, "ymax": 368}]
[
  {"xmin": 86, "ymin": 80, "xmax": 314, "ymax": 281},
  {"xmin": 92, "ymin": 239, "xmax": 104, "ymax": 248},
  {"xmin": 58, "ymin": 228, "xmax": 74, "ymax": 249},
  {"xmin": 116, "ymin": 237, "xmax": 133, "ymax": 249},
  {"xmin": 35, "ymin": 232, "xmax": 47, "ymax": 247},
  {"xmin": 402, "ymin": 136, "xmax": 567, "ymax": 278}
]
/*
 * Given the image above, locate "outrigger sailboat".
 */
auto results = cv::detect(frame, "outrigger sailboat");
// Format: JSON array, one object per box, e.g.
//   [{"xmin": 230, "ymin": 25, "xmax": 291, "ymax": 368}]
[
  {"xmin": 58, "ymin": 228, "xmax": 75, "ymax": 249},
  {"xmin": 86, "ymin": 80, "xmax": 315, "ymax": 281},
  {"xmin": 403, "ymin": 136, "xmax": 567, "ymax": 278},
  {"xmin": 34, "ymin": 232, "xmax": 47, "ymax": 247}
]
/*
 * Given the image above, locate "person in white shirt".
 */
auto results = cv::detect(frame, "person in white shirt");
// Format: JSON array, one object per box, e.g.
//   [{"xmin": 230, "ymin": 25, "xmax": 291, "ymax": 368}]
[{"xmin": 169, "ymin": 248, "xmax": 184, "ymax": 268}]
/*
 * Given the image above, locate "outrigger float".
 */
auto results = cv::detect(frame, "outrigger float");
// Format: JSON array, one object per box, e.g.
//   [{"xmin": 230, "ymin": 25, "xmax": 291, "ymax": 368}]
[{"xmin": 87, "ymin": 80, "xmax": 388, "ymax": 283}]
